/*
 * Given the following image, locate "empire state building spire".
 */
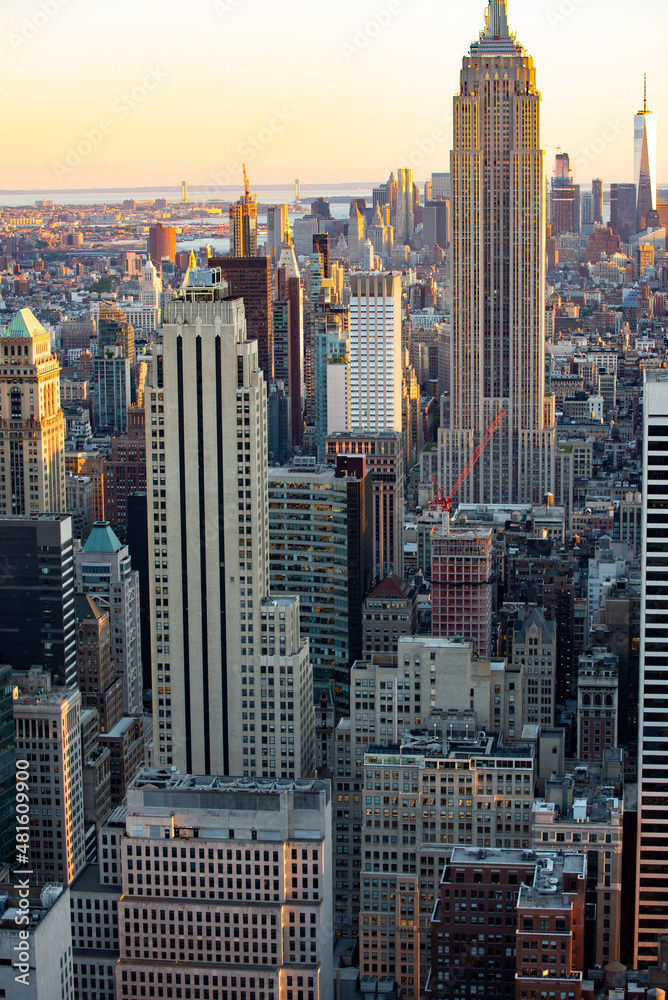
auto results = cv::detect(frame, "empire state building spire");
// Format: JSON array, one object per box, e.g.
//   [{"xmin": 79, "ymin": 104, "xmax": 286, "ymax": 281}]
[
  {"xmin": 475, "ymin": 0, "xmax": 521, "ymax": 53},
  {"xmin": 484, "ymin": 0, "xmax": 510, "ymax": 38}
]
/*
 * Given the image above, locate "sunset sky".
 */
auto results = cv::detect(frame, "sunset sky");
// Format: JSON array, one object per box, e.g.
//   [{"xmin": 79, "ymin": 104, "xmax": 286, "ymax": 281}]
[{"xmin": 2, "ymin": 0, "xmax": 665, "ymax": 192}]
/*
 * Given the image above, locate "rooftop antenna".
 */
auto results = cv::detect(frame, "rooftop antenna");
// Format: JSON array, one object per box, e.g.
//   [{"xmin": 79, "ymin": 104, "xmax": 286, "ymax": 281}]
[{"xmin": 644, "ymin": 72, "xmax": 647, "ymax": 113}]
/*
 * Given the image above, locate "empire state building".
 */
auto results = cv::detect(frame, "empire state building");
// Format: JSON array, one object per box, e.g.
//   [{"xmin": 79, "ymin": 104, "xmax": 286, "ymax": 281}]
[{"xmin": 438, "ymin": 0, "xmax": 555, "ymax": 504}]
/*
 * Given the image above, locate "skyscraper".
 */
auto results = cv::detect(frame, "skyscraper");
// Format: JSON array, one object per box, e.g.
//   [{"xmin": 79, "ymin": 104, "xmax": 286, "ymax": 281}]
[
  {"xmin": 635, "ymin": 370, "xmax": 668, "ymax": 967},
  {"xmin": 147, "ymin": 222, "xmax": 176, "ymax": 265},
  {"xmin": 230, "ymin": 168, "xmax": 258, "ymax": 257},
  {"xmin": 592, "ymin": 177, "xmax": 604, "ymax": 224},
  {"xmin": 276, "ymin": 234, "xmax": 304, "ymax": 448},
  {"xmin": 438, "ymin": 0, "xmax": 555, "ymax": 504},
  {"xmin": 209, "ymin": 255, "xmax": 274, "ymax": 382},
  {"xmin": 635, "ymin": 75, "xmax": 657, "ymax": 232},
  {"xmin": 267, "ymin": 203, "xmax": 288, "ymax": 261},
  {"xmin": 550, "ymin": 152, "xmax": 580, "ymax": 235},
  {"xmin": 610, "ymin": 182, "xmax": 637, "ymax": 242},
  {"xmin": 97, "ymin": 302, "xmax": 135, "ymax": 362},
  {"xmin": 349, "ymin": 272, "xmax": 402, "ymax": 434},
  {"xmin": 268, "ymin": 455, "xmax": 372, "ymax": 708},
  {"xmin": 0, "ymin": 514, "xmax": 76, "ymax": 687},
  {"xmin": 0, "ymin": 308, "xmax": 65, "ymax": 515},
  {"xmin": 395, "ymin": 167, "xmax": 414, "ymax": 243},
  {"xmin": 75, "ymin": 521, "xmax": 143, "ymax": 717},
  {"xmin": 13, "ymin": 679, "xmax": 86, "ymax": 885},
  {"xmin": 146, "ymin": 267, "xmax": 314, "ymax": 778}
]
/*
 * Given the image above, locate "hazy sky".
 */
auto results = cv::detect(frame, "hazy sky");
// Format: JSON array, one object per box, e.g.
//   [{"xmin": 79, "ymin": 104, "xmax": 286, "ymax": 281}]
[{"xmin": 2, "ymin": 0, "xmax": 665, "ymax": 192}]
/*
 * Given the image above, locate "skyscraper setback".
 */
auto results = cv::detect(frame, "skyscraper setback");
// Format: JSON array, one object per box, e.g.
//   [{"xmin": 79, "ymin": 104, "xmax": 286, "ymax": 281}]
[
  {"xmin": 438, "ymin": 0, "xmax": 555, "ymax": 504},
  {"xmin": 146, "ymin": 266, "xmax": 314, "ymax": 778}
]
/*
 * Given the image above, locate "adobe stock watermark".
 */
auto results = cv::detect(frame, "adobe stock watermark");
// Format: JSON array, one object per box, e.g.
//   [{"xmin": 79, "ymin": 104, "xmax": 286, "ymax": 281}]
[
  {"xmin": 545, "ymin": 0, "xmax": 589, "ymax": 29},
  {"xmin": 8, "ymin": 0, "xmax": 73, "ymax": 53},
  {"xmin": 14, "ymin": 760, "xmax": 32, "ymax": 988},
  {"xmin": 396, "ymin": 107, "xmax": 453, "ymax": 171},
  {"xmin": 340, "ymin": 0, "xmax": 403, "ymax": 63},
  {"xmin": 208, "ymin": 109, "xmax": 296, "ymax": 189},
  {"xmin": 212, "ymin": 0, "xmax": 244, "ymax": 19},
  {"xmin": 51, "ymin": 66, "xmax": 169, "ymax": 181},
  {"xmin": 573, "ymin": 118, "xmax": 627, "ymax": 175}
]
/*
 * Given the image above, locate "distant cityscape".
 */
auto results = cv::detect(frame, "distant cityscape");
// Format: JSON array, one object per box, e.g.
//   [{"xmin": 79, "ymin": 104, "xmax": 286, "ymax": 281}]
[{"xmin": 0, "ymin": 2, "xmax": 668, "ymax": 1000}]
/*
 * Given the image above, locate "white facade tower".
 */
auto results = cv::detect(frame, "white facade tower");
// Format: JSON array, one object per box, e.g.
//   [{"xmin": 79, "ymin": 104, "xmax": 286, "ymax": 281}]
[
  {"xmin": 635, "ymin": 370, "xmax": 668, "ymax": 967},
  {"xmin": 349, "ymin": 271, "xmax": 402, "ymax": 434},
  {"xmin": 146, "ymin": 267, "xmax": 314, "ymax": 779}
]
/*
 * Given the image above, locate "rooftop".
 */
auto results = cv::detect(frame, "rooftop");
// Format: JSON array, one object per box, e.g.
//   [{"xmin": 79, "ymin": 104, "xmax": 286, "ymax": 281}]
[
  {"xmin": 100, "ymin": 715, "xmax": 140, "ymax": 739},
  {"xmin": 82, "ymin": 521, "xmax": 122, "ymax": 554},
  {"xmin": 3, "ymin": 307, "xmax": 46, "ymax": 339},
  {"xmin": 366, "ymin": 729, "xmax": 534, "ymax": 762},
  {"xmin": 129, "ymin": 768, "xmax": 328, "ymax": 795},
  {"xmin": 70, "ymin": 864, "xmax": 120, "ymax": 896},
  {"xmin": 365, "ymin": 573, "xmax": 415, "ymax": 602}
]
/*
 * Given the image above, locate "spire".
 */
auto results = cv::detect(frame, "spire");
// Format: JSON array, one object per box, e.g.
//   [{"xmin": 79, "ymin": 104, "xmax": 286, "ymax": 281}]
[
  {"xmin": 473, "ymin": 0, "xmax": 520, "ymax": 54},
  {"xmin": 484, "ymin": 0, "xmax": 510, "ymax": 39},
  {"xmin": 637, "ymin": 73, "xmax": 652, "ymax": 115}
]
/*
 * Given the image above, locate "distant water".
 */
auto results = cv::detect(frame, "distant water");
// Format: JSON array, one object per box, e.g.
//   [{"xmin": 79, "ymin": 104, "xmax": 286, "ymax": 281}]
[{"xmin": 0, "ymin": 185, "xmax": 374, "ymax": 208}]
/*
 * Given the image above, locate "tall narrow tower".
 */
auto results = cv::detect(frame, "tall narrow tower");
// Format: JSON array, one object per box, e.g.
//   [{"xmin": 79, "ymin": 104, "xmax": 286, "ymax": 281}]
[
  {"xmin": 439, "ymin": 0, "xmax": 555, "ymax": 504},
  {"xmin": 0, "ymin": 308, "xmax": 65, "ymax": 514},
  {"xmin": 229, "ymin": 165, "xmax": 258, "ymax": 257},
  {"xmin": 636, "ymin": 370, "xmax": 668, "ymax": 968},
  {"xmin": 635, "ymin": 74, "xmax": 657, "ymax": 232},
  {"xmin": 146, "ymin": 267, "xmax": 314, "ymax": 779}
]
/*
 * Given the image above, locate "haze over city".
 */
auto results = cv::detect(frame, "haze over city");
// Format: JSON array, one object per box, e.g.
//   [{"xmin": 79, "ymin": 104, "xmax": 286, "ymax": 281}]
[
  {"xmin": 2, "ymin": 0, "xmax": 666, "ymax": 191},
  {"xmin": 1, "ymin": 0, "xmax": 668, "ymax": 998}
]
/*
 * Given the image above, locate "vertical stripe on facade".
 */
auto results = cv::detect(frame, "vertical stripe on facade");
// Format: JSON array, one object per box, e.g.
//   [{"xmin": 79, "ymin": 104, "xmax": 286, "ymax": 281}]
[
  {"xmin": 176, "ymin": 336, "xmax": 192, "ymax": 772},
  {"xmin": 195, "ymin": 337, "xmax": 211, "ymax": 774}
]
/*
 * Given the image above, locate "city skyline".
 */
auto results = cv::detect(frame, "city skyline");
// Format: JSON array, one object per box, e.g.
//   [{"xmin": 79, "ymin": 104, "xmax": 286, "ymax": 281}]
[{"xmin": 2, "ymin": 0, "xmax": 666, "ymax": 190}]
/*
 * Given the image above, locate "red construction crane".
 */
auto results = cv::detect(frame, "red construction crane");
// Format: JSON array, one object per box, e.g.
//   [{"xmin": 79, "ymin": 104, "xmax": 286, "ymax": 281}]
[{"xmin": 431, "ymin": 410, "xmax": 506, "ymax": 514}]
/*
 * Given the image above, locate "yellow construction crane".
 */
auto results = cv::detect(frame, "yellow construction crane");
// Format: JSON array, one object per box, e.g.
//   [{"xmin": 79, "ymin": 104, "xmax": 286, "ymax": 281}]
[{"xmin": 243, "ymin": 163, "xmax": 250, "ymax": 199}]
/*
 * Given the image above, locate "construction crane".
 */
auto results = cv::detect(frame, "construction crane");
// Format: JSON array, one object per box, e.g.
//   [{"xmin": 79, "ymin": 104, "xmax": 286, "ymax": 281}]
[
  {"xmin": 431, "ymin": 410, "xmax": 506, "ymax": 514},
  {"xmin": 243, "ymin": 163, "xmax": 250, "ymax": 199}
]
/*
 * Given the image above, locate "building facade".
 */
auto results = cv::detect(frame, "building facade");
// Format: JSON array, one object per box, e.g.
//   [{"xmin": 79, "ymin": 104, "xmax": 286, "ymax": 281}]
[
  {"xmin": 0, "ymin": 514, "xmax": 76, "ymax": 686},
  {"xmin": 268, "ymin": 457, "xmax": 372, "ymax": 709},
  {"xmin": 0, "ymin": 308, "xmax": 65, "ymax": 515},
  {"xmin": 13, "ymin": 683, "xmax": 86, "ymax": 885},
  {"xmin": 115, "ymin": 771, "xmax": 333, "ymax": 1000},
  {"xmin": 430, "ymin": 515, "xmax": 494, "ymax": 656},
  {"xmin": 635, "ymin": 371, "xmax": 668, "ymax": 966},
  {"xmin": 438, "ymin": 1, "xmax": 555, "ymax": 504},
  {"xmin": 75, "ymin": 521, "xmax": 143, "ymax": 717},
  {"xmin": 146, "ymin": 267, "xmax": 313, "ymax": 778},
  {"xmin": 326, "ymin": 431, "xmax": 404, "ymax": 581},
  {"xmin": 349, "ymin": 272, "xmax": 402, "ymax": 435}
]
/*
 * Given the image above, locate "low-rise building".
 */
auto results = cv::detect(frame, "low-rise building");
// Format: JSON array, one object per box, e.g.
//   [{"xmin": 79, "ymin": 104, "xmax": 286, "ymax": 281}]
[
  {"xmin": 0, "ymin": 884, "xmax": 73, "ymax": 1000},
  {"xmin": 116, "ymin": 770, "xmax": 333, "ymax": 1000},
  {"xmin": 361, "ymin": 574, "xmax": 418, "ymax": 656},
  {"xmin": 425, "ymin": 847, "xmax": 586, "ymax": 1000},
  {"xmin": 70, "ymin": 863, "xmax": 120, "ymax": 1000}
]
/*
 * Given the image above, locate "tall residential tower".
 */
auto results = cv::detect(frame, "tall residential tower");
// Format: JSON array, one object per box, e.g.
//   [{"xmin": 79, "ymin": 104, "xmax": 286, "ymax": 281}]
[{"xmin": 438, "ymin": 0, "xmax": 555, "ymax": 504}]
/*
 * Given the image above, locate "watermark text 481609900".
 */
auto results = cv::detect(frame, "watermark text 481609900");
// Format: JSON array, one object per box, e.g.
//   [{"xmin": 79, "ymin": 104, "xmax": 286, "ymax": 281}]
[{"xmin": 14, "ymin": 760, "xmax": 32, "ymax": 988}]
